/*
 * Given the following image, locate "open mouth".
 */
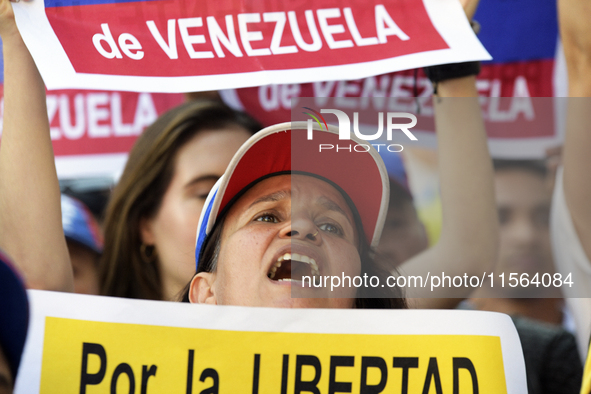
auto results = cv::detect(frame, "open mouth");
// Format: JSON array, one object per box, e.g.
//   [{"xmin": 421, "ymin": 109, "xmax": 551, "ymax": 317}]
[{"xmin": 268, "ymin": 252, "xmax": 320, "ymax": 282}]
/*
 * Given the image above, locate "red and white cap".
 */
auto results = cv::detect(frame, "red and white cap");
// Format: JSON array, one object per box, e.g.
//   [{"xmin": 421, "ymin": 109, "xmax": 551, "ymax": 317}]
[{"xmin": 195, "ymin": 121, "xmax": 390, "ymax": 267}]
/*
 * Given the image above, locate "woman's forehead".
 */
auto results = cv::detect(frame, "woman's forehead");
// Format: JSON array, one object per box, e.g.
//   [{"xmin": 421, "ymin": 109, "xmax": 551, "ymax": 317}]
[{"xmin": 233, "ymin": 174, "xmax": 354, "ymax": 215}]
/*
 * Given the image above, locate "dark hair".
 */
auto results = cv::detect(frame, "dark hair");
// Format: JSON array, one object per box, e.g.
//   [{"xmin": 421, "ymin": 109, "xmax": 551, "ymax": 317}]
[
  {"xmin": 493, "ymin": 159, "xmax": 548, "ymax": 177},
  {"xmin": 180, "ymin": 177, "xmax": 407, "ymax": 309},
  {"xmin": 99, "ymin": 100, "xmax": 262, "ymax": 300},
  {"xmin": 389, "ymin": 179, "xmax": 414, "ymax": 207}
]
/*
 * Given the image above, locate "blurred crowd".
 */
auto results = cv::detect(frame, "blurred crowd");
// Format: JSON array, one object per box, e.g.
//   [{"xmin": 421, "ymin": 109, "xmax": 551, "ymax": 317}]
[{"xmin": 1, "ymin": 0, "xmax": 591, "ymax": 392}]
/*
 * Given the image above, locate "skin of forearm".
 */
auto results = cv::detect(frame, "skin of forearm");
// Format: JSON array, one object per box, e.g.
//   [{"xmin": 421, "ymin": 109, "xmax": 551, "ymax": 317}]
[
  {"xmin": 559, "ymin": 0, "xmax": 591, "ymax": 97},
  {"xmin": 434, "ymin": 76, "xmax": 499, "ymax": 272},
  {"xmin": 0, "ymin": 27, "xmax": 74, "ymax": 291},
  {"xmin": 399, "ymin": 76, "xmax": 498, "ymax": 306}
]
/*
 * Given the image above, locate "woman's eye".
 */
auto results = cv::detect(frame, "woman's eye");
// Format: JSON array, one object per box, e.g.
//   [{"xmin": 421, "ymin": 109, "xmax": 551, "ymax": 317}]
[
  {"xmin": 319, "ymin": 223, "xmax": 342, "ymax": 235},
  {"xmin": 255, "ymin": 213, "xmax": 279, "ymax": 223},
  {"xmin": 187, "ymin": 183, "xmax": 215, "ymax": 201}
]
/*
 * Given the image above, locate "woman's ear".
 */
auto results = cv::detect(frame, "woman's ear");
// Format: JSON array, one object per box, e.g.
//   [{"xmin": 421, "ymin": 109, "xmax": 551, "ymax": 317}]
[
  {"xmin": 139, "ymin": 217, "xmax": 155, "ymax": 245},
  {"xmin": 189, "ymin": 273, "xmax": 217, "ymax": 304}
]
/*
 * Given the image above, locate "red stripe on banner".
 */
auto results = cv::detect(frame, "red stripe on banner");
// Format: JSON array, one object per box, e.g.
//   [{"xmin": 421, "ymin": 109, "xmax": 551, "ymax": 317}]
[
  {"xmin": 478, "ymin": 60, "xmax": 554, "ymax": 98},
  {"xmin": 232, "ymin": 60, "xmax": 555, "ymax": 140},
  {"xmin": 0, "ymin": 90, "xmax": 183, "ymax": 156},
  {"xmin": 45, "ymin": 0, "xmax": 448, "ymax": 77},
  {"xmin": 47, "ymin": 91, "xmax": 183, "ymax": 156}
]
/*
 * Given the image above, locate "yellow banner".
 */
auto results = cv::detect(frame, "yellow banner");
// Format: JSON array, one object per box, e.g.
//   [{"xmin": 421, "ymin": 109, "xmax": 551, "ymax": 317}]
[{"xmin": 40, "ymin": 316, "xmax": 506, "ymax": 393}]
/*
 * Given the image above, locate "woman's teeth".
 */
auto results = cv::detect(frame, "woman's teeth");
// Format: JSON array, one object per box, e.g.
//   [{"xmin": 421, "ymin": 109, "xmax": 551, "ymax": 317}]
[{"xmin": 268, "ymin": 252, "xmax": 320, "ymax": 280}]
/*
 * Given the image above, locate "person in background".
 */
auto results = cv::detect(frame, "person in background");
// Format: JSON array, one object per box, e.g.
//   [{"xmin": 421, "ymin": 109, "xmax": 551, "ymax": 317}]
[
  {"xmin": 377, "ymin": 151, "xmax": 429, "ymax": 268},
  {"xmin": 377, "ymin": 150, "xmax": 502, "ymax": 310},
  {"xmin": 61, "ymin": 195, "xmax": 103, "ymax": 295},
  {"xmin": 0, "ymin": 250, "xmax": 29, "ymax": 394},
  {"xmin": 472, "ymin": 160, "xmax": 564, "ymax": 325},
  {"xmin": 99, "ymin": 100, "xmax": 261, "ymax": 301},
  {"xmin": 376, "ymin": 143, "xmax": 583, "ymax": 394},
  {"xmin": 464, "ymin": 159, "xmax": 583, "ymax": 394}
]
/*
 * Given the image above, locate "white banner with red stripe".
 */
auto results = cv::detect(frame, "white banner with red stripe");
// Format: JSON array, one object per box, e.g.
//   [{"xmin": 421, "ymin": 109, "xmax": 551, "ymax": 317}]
[{"xmin": 13, "ymin": 0, "xmax": 490, "ymax": 92}]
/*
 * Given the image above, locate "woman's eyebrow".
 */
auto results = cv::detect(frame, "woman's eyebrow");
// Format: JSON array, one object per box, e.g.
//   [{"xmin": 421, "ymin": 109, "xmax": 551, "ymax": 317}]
[
  {"xmin": 249, "ymin": 189, "xmax": 291, "ymax": 208},
  {"xmin": 317, "ymin": 196, "xmax": 352, "ymax": 226},
  {"xmin": 184, "ymin": 174, "xmax": 220, "ymax": 189}
]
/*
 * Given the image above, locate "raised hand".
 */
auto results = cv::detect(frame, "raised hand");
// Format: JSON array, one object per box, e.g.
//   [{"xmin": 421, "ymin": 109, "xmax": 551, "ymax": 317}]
[
  {"xmin": 0, "ymin": 0, "xmax": 74, "ymax": 291},
  {"xmin": 0, "ymin": 0, "xmax": 18, "ymax": 39},
  {"xmin": 458, "ymin": 0, "xmax": 479, "ymax": 22}
]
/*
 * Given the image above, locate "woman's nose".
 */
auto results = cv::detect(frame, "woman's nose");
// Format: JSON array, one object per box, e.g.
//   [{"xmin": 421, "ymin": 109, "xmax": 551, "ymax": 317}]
[{"xmin": 279, "ymin": 218, "xmax": 321, "ymax": 242}]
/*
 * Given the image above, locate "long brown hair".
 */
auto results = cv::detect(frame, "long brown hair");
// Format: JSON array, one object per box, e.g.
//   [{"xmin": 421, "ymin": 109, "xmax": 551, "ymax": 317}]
[{"xmin": 99, "ymin": 100, "xmax": 261, "ymax": 300}]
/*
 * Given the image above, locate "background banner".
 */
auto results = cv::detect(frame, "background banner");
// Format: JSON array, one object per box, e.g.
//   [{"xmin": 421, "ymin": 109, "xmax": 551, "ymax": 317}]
[
  {"xmin": 289, "ymin": 97, "xmax": 560, "ymax": 159},
  {"xmin": 221, "ymin": 0, "xmax": 563, "ymax": 159},
  {"xmin": 0, "ymin": 87, "xmax": 184, "ymax": 179},
  {"xmin": 0, "ymin": 0, "xmax": 561, "ymax": 177},
  {"xmin": 12, "ymin": 0, "xmax": 490, "ymax": 92},
  {"xmin": 16, "ymin": 290, "xmax": 527, "ymax": 393}
]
